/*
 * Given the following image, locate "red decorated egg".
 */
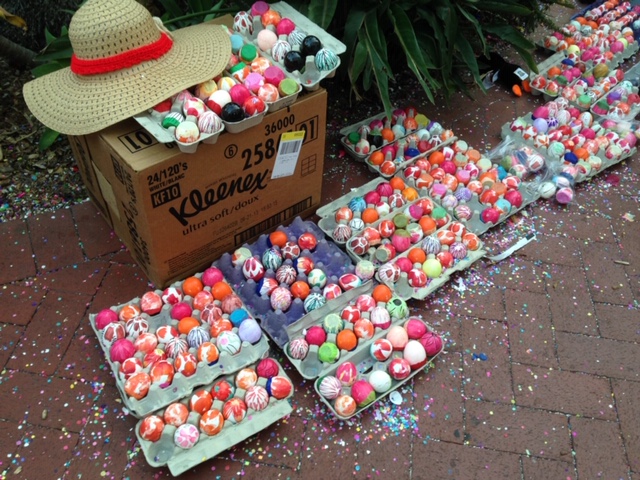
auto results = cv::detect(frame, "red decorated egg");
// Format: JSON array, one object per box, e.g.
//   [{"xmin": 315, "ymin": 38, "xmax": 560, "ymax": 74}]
[
  {"xmin": 124, "ymin": 371, "xmax": 151, "ymax": 400},
  {"xmin": 161, "ymin": 287, "xmax": 183, "ymax": 305},
  {"xmin": 370, "ymin": 338, "xmax": 394, "ymax": 361},
  {"xmin": 139, "ymin": 415, "xmax": 165, "ymax": 442},
  {"xmin": 388, "ymin": 357, "xmax": 412, "ymax": 380},
  {"xmin": 134, "ymin": 332, "xmax": 158, "ymax": 354},
  {"xmin": 174, "ymin": 351, "xmax": 198, "ymax": 377},
  {"xmin": 211, "ymin": 379, "xmax": 235, "ymax": 401},
  {"xmin": 150, "ymin": 360, "xmax": 175, "ymax": 388},
  {"xmin": 143, "ymin": 348, "xmax": 167, "ymax": 368},
  {"xmin": 322, "ymin": 282, "xmax": 342, "ymax": 300},
  {"xmin": 266, "ymin": 375, "xmax": 293, "ymax": 399},
  {"xmin": 245, "ymin": 385, "xmax": 270, "ymax": 411},
  {"xmin": 189, "ymin": 389, "xmax": 213, "ymax": 414},
  {"xmin": 164, "ymin": 402, "xmax": 189, "ymax": 427},
  {"xmin": 338, "ymin": 273, "xmax": 361, "ymax": 291},
  {"xmin": 298, "ymin": 232, "xmax": 318, "ymax": 251},
  {"xmin": 120, "ymin": 357, "xmax": 143, "ymax": 379},
  {"xmin": 242, "ymin": 257, "xmax": 265, "ymax": 281},
  {"xmin": 200, "ymin": 408, "xmax": 225, "ymax": 436},
  {"xmin": 223, "ymin": 398, "xmax": 248, "ymax": 424},
  {"xmin": 140, "ymin": 291, "xmax": 163, "ymax": 315},
  {"xmin": 341, "ymin": 305, "xmax": 361, "ymax": 322}
]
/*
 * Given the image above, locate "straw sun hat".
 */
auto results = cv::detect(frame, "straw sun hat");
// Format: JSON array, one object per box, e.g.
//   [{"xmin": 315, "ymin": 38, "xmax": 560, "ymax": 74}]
[{"xmin": 23, "ymin": 0, "xmax": 231, "ymax": 135}]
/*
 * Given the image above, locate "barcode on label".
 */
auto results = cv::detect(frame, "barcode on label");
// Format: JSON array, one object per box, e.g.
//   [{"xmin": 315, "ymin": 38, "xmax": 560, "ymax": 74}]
[{"xmin": 279, "ymin": 139, "xmax": 303, "ymax": 155}]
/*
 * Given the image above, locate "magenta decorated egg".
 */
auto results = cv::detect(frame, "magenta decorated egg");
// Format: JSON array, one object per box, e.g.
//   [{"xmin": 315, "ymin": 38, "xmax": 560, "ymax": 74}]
[
  {"xmin": 282, "ymin": 241, "xmax": 301, "ymax": 260},
  {"xmin": 270, "ymin": 286, "xmax": 293, "ymax": 311},
  {"xmin": 370, "ymin": 338, "xmax": 394, "ymax": 361},
  {"xmin": 256, "ymin": 357, "xmax": 280, "ymax": 379},
  {"xmin": 318, "ymin": 375, "xmax": 342, "ymax": 399},
  {"xmin": 139, "ymin": 415, "xmax": 165, "ymax": 442},
  {"xmin": 404, "ymin": 318, "xmax": 427, "ymax": 339},
  {"xmin": 242, "ymin": 257, "xmax": 265, "ymax": 281},
  {"xmin": 351, "ymin": 379, "xmax": 376, "ymax": 407},
  {"xmin": 337, "ymin": 273, "xmax": 361, "ymax": 291},
  {"xmin": 95, "ymin": 308, "xmax": 118, "ymax": 330},
  {"xmin": 266, "ymin": 375, "xmax": 293, "ymax": 399},
  {"xmin": 201, "ymin": 266, "xmax": 224, "ymax": 287},
  {"xmin": 336, "ymin": 361, "xmax": 358, "ymax": 386},
  {"xmin": 161, "ymin": 287, "xmax": 183, "ymax": 305},
  {"xmin": 170, "ymin": 301, "xmax": 192, "ymax": 321},
  {"xmin": 420, "ymin": 331, "xmax": 444, "ymax": 356},
  {"xmin": 110, "ymin": 338, "xmax": 136, "ymax": 363},
  {"xmin": 355, "ymin": 294, "xmax": 376, "ymax": 312},
  {"xmin": 305, "ymin": 325, "xmax": 327, "ymax": 346},
  {"xmin": 174, "ymin": 423, "xmax": 199, "ymax": 449},
  {"xmin": 388, "ymin": 357, "xmax": 412, "ymax": 380},
  {"xmin": 245, "ymin": 385, "xmax": 270, "ymax": 411}
]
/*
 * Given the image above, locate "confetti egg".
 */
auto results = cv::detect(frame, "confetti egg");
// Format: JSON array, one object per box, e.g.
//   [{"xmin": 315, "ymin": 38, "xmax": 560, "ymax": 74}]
[
  {"xmin": 354, "ymin": 318, "xmax": 375, "ymax": 340},
  {"xmin": 150, "ymin": 360, "xmax": 175, "ymax": 388},
  {"xmin": 336, "ymin": 329, "xmax": 358, "ymax": 351},
  {"xmin": 165, "ymin": 337, "xmax": 189, "ymax": 359},
  {"xmin": 174, "ymin": 423, "xmax": 199, "ymax": 449},
  {"xmin": 189, "ymin": 389, "xmax": 213, "ymax": 414},
  {"xmin": 257, "ymin": 277, "xmax": 279, "ymax": 296},
  {"xmin": 120, "ymin": 357, "xmax": 143, "ymax": 379},
  {"xmin": 420, "ymin": 331, "xmax": 444, "ymax": 356},
  {"xmin": 266, "ymin": 375, "xmax": 294, "ymax": 399},
  {"xmin": 351, "ymin": 379, "xmax": 376, "ymax": 407},
  {"xmin": 199, "ymin": 408, "xmax": 224, "ymax": 436},
  {"xmin": 139, "ymin": 415, "xmax": 165, "ymax": 442},
  {"xmin": 307, "ymin": 268, "xmax": 328, "ymax": 289},
  {"xmin": 95, "ymin": 308, "xmax": 118, "ymax": 330},
  {"xmin": 369, "ymin": 370, "xmax": 393, "ymax": 393},
  {"xmin": 233, "ymin": 11, "xmax": 253, "ymax": 35},
  {"xmin": 270, "ymin": 286, "xmax": 293, "ymax": 311},
  {"xmin": 256, "ymin": 357, "xmax": 280, "ymax": 379},
  {"xmin": 245, "ymin": 385, "xmax": 270, "ymax": 411},
  {"xmin": 404, "ymin": 340, "xmax": 428, "ymax": 370},
  {"xmin": 211, "ymin": 379, "xmax": 235, "ymax": 401},
  {"xmin": 322, "ymin": 283, "xmax": 342, "ymax": 300},
  {"xmin": 318, "ymin": 342, "xmax": 340, "ymax": 364},
  {"xmin": 318, "ymin": 375, "xmax": 343, "ymax": 399},
  {"xmin": 102, "ymin": 322, "xmax": 125, "ymax": 349},
  {"xmin": 140, "ymin": 292, "xmax": 163, "ymax": 315},
  {"xmin": 275, "ymin": 264, "xmax": 298, "ymax": 285},
  {"xmin": 336, "ymin": 361, "xmax": 358, "ymax": 386},
  {"xmin": 187, "ymin": 326, "xmax": 211, "ymax": 349},
  {"xmin": 238, "ymin": 318, "xmax": 262, "ymax": 344},
  {"xmin": 161, "ymin": 287, "xmax": 183, "ymax": 305},
  {"xmin": 164, "ymin": 402, "xmax": 189, "ymax": 427},
  {"xmin": 334, "ymin": 394, "xmax": 357, "ymax": 417},
  {"xmin": 110, "ymin": 338, "xmax": 136, "ymax": 364},
  {"xmin": 298, "ymin": 232, "xmax": 318, "ymax": 251},
  {"xmin": 304, "ymin": 292, "xmax": 326, "ymax": 313},
  {"xmin": 377, "ymin": 262, "xmax": 401, "ymax": 284},
  {"xmin": 287, "ymin": 337, "xmax": 310, "ymax": 360},
  {"xmin": 370, "ymin": 338, "xmax": 394, "ymax": 361},
  {"xmin": 294, "ymin": 256, "xmax": 315, "ymax": 275},
  {"xmin": 388, "ymin": 357, "xmax": 412, "ymax": 380},
  {"xmin": 242, "ymin": 257, "xmax": 265, "ymax": 281},
  {"xmin": 386, "ymin": 296, "xmax": 409, "ymax": 319},
  {"xmin": 262, "ymin": 247, "xmax": 283, "ymax": 271},
  {"xmin": 323, "ymin": 313, "xmax": 344, "ymax": 334},
  {"xmin": 235, "ymin": 368, "xmax": 259, "ymax": 390},
  {"xmin": 174, "ymin": 351, "xmax": 198, "ymax": 377},
  {"xmin": 404, "ymin": 318, "xmax": 427, "ymax": 339},
  {"xmin": 197, "ymin": 341, "xmax": 219, "ymax": 365},
  {"xmin": 217, "ymin": 331, "xmax": 242, "ymax": 355},
  {"xmin": 223, "ymin": 398, "xmax": 248, "ymax": 424},
  {"xmin": 370, "ymin": 305, "xmax": 392, "ymax": 330},
  {"xmin": 282, "ymin": 241, "xmax": 301, "ymax": 260},
  {"xmin": 332, "ymin": 223, "xmax": 353, "ymax": 243},
  {"xmin": 341, "ymin": 305, "xmax": 361, "ymax": 323},
  {"xmin": 124, "ymin": 371, "xmax": 151, "ymax": 400}
]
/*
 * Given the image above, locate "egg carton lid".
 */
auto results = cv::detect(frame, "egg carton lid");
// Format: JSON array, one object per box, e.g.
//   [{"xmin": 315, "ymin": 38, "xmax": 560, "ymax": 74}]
[
  {"xmin": 89, "ymin": 274, "xmax": 271, "ymax": 418},
  {"xmin": 136, "ymin": 358, "xmax": 294, "ymax": 475},
  {"xmin": 314, "ymin": 319, "xmax": 443, "ymax": 420}
]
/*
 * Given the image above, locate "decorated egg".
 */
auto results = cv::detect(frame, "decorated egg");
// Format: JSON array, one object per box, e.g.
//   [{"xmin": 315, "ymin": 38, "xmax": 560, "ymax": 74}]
[
  {"xmin": 404, "ymin": 340, "xmax": 428, "ymax": 370},
  {"xmin": 165, "ymin": 337, "xmax": 189, "ymax": 359},
  {"xmin": 322, "ymin": 282, "xmax": 342, "ymax": 300},
  {"xmin": 270, "ymin": 286, "xmax": 293, "ymax": 311},
  {"xmin": 223, "ymin": 398, "xmax": 248, "ymax": 424},
  {"xmin": 341, "ymin": 305, "xmax": 361, "ymax": 322},
  {"xmin": 120, "ymin": 356, "xmax": 143, "ymax": 379},
  {"xmin": 235, "ymin": 367, "xmax": 259, "ymax": 390},
  {"xmin": 298, "ymin": 232, "xmax": 318, "ymax": 251},
  {"xmin": 200, "ymin": 408, "xmax": 225, "ymax": 436},
  {"xmin": 211, "ymin": 379, "xmax": 235, "ymax": 401},
  {"xmin": 110, "ymin": 338, "xmax": 136, "ymax": 364},
  {"xmin": 164, "ymin": 402, "xmax": 189, "ymax": 427},
  {"xmin": 197, "ymin": 341, "xmax": 219, "ymax": 365},
  {"xmin": 266, "ymin": 375, "xmax": 294, "ymax": 399},
  {"xmin": 386, "ymin": 296, "xmax": 409, "ymax": 319},
  {"xmin": 275, "ymin": 264, "xmax": 298, "ymax": 285},
  {"xmin": 217, "ymin": 331, "xmax": 242, "ymax": 355},
  {"xmin": 369, "ymin": 370, "xmax": 393, "ymax": 393},
  {"xmin": 307, "ymin": 268, "xmax": 328, "ymax": 288},
  {"xmin": 231, "ymin": 247, "xmax": 253, "ymax": 267},
  {"xmin": 245, "ymin": 385, "xmax": 270, "ymax": 411},
  {"xmin": 174, "ymin": 351, "xmax": 198, "ymax": 377},
  {"xmin": 189, "ymin": 389, "xmax": 213, "ymax": 415},
  {"xmin": 304, "ymin": 292, "xmax": 326, "ymax": 313},
  {"xmin": 139, "ymin": 291, "xmax": 163, "ymax": 315},
  {"xmin": 354, "ymin": 318, "xmax": 375, "ymax": 340},
  {"xmin": 336, "ymin": 361, "xmax": 358, "ymax": 386},
  {"xmin": 242, "ymin": 257, "xmax": 265, "ymax": 281},
  {"xmin": 150, "ymin": 360, "xmax": 175, "ymax": 388},
  {"xmin": 334, "ymin": 394, "xmax": 357, "ymax": 417},
  {"xmin": 94, "ymin": 308, "xmax": 118, "ymax": 330},
  {"xmin": 420, "ymin": 331, "xmax": 444, "ymax": 356},
  {"xmin": 124, "ymin": 371, "xmax": 151, "ymax": 400},
  {"xmin": 287, "ymin": 337, "xmax": 310, "ymax": 360},
  {"xmin": 294, "ymin": 256, "xmax": 315, "ymax": 275},
  {"xmin": 318, "ymin": 375, "xmax": 343, "ymax": 400},
  {"xmin": 351, "ymin": 379, "xmax": 376, "ymax": 408},
  {"xmin": 282, "ymin": 241, "xmax": 301, "ymax": 260},
  {"xmin": 388, "ymin": 357, "xmax": 412, "ymax": 380},
  {"xmin": 102, "ymin": 322, "xmax": 126, "ymax": 349},
  {"xmin": 370, "ymin": 305, "xmax": 392, "ymax": 330},
  {"xmin": 262, "ymin": 246, "xmax": 284, "ymax": 271},
  {"xmin": 256, "ymin": 357, "xmax": 280, "ymax": 379},
  {"xmin": 318, "ymin": 342, "xmax": 340, "ymax": 364},
  {"xmin": 139, "ymin": 415, "xmax": 165, "ymax": 442},
  {"xmin": 370, "ymin": 338, "xmax": 394, "ymax": 361},
  {"xmin": 174, "ymin": 423, "xmax": 200, "ymax": 449},
  {"xmin": 336, "ymin": 329, "xmax": 358, "ymax": 351}
]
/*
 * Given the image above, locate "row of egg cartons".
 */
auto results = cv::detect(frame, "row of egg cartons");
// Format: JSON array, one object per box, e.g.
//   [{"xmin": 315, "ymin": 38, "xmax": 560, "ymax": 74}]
[
  {"xmin": 314, "ymin": 315, "xmax": 443, "ymax": 419},
  {"xmin": 504, "ymin": 96, "xmax": 639, "ymax": 204},
  {"xmin": 214, "ymin": 217, "xmax": 369, "ymax": 349},
  {"xmin": 232, "ymin": 1, "xmax": 344, "ymax": 90},
  {"xmin": 89, "ymin": 271, "xmax": 271, "ymax": 418},
  {"xmin": 543, "ymin": 1, "xmax": 640, "ymax": 52},
  {"xmin": 591, "ymin": 64, "xmax": 640, "ymax": 118},
  {"xmin": 135, "ymin": 357, "xmax": 295, "ymax": 476}
]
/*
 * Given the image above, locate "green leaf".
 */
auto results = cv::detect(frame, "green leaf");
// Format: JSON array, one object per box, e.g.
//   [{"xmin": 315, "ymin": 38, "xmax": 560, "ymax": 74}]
[
  {"xmin": 349, "ymin": 41, "xmax": 368, "ymax": 84},
  {"xmin": 44, "ymin": 28, "xmax": 57, "ymax": 45},
  {"xmin": 308, "ymin": 0, "xmax": 338, "ymax": 30},
  {"xmin": 473, "ymin": 1, "xmax": 532, "ymax": 15},
  {"xmin": 342, "ymin": 7, "xmax": 367, "ymax": 64},
  {"xmin": 483, "ymin": 24, "xmax": 535, "ymax": 51},
  {"xmin": 454, "ymin": 34, "xmax": 482, "ymax": 86},
  {"xmin": 361, "ymin": 29, "xmax": 393, "ymax": 117},
  {"xmin": 388, "ymin": 5, "xmax": 431, "ymax": 70},
  {"xmin": 35, "ymin": 46, "xmax": 73, "ymax": 62},
  {"xmin": 157, "ymin": 0, "xmax": 184, "ymax": 21},
  {"xmin": 363, "ymin": 8, "xmax": 390, "ymax": 65},
  {"xmin": 39, "ymin": 128, "xmax": 60, "ymax": 151},
  {"xmin": 456, "ymin": 5, "xmax": 486, "ymax": 54},
  {"xmin": 31, "ymin": 60, "xmax": 69, "ymax": 77}
]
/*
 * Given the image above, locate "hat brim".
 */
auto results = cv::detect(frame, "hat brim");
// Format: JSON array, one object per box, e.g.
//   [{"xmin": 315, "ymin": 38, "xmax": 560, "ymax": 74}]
[{"xmin": 23, "ymin": 23, "xmax": 231, "ymax": 136}]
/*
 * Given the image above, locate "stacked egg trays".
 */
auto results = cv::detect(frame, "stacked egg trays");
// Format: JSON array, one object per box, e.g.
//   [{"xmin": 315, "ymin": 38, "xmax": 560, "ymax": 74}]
[
  {"xmin": 542, "ymin": 0, "xmax": 640, "ymax": 53},
  {"xmin": 502, "ymin": 96, "xmax": 639, "ymax": 204},
  {"xmin": 591, "ymin": 60, "xmax": 640, "ymax": 119},
  {"xmin": 339, "ymin": 106, "xmax": 457, "ymax": 178},
  {"xmin": 135, "ymin": 357, "xmax": 294, "ymax": 476},
  {"xmin": 231, "ymin": 1, "xmax": 346, "ymax": 92},
  {"xmin": 279, "ymin": 281, "xmax": 445, "ymax": 418},
  {"xmin": 213, "ymin": 217, "xmax": 372, "ymax": 349},
  {"xmin": 88, "ymin": 273, "xmax": 271, "ymax": 419}
]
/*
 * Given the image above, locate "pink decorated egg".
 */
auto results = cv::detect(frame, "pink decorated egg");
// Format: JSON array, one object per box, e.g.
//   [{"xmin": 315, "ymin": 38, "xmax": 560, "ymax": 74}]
[
  {"xmin": 335, "ymin": 361, "xmax": 358, "ymax": 386},
  {"xmin": 351, "ymin": 379, "xmax": 376, "ymax": 408},
  {"xmin": 174, "ymin": 423, "xmax": 199, "ymax": 449},
  {"xmin": 420, "ymin": 331, "xmax": 444, "ymax": 356},
  {"xmin": 110, "ymin": 338, "xmax": 136, "ymax": 363},
  {"xmin": 95, "ymin": 308, "xmax": 118, "ymax": 330},
  {"xmin": 386, "ymin": 325, "xmax": 409, "ymax": 350}
]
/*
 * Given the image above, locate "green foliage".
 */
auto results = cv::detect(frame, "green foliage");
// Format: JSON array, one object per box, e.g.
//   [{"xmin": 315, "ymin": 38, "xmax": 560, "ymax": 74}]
[{"xmin": 286, "ymin": 0, "xmax": 572, "ymax": 115}]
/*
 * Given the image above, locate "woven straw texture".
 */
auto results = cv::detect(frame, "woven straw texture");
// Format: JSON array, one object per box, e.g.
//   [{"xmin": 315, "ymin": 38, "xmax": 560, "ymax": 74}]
[{"xmin": 23, "ymin": 0, "xmax": 231, "ymax": 136}]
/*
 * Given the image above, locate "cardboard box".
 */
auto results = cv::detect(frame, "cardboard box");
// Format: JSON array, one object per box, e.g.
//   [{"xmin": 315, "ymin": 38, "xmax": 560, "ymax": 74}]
[{"xmin": 69, "ymin": 88, "xmax": 327, "ymax": 287}]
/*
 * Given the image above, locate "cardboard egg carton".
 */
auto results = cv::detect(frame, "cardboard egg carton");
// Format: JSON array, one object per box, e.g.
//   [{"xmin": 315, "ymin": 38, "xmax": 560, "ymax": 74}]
[
  {"xmin": 373, "ymin": 223, "xmax": 485, "ymax": 301},
  {"xmin": 136, "ymin": 358, "xmax": 294, "ymax": 476},
  {"xmin": 314, "ymin": 318, "xmax": 443, "ymax": 420},
  {"xmin": 213, "ymin": 217, "xmax": 360, "ymax": 348},
  {"xmin": 237, "ymin": 1, "xmax": 345, "ymax": 91},
  {"xmin": 89, "ymin": 274, "xmax": 270, "ymax": 418}
]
